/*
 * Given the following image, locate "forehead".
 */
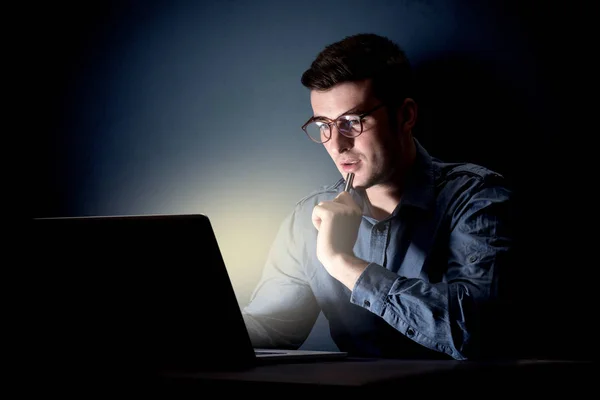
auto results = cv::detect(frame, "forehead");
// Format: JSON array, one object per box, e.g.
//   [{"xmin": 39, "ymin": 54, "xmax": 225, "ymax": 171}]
[{"xmin": 310, "ymin": 80, "xmax": 375, "ymax": 118}]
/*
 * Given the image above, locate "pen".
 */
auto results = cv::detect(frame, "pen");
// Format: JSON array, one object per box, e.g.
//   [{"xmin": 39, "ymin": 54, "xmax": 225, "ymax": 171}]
[{"xmin": 344, "ymin": 172, "xmax": 354, "ymax": 193}]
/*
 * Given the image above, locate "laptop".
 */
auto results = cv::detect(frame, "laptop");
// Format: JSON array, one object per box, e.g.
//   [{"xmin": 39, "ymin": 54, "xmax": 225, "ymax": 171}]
[{"xmin": 27, "ymin": 213, "xmax": 346, "ymax": 377}]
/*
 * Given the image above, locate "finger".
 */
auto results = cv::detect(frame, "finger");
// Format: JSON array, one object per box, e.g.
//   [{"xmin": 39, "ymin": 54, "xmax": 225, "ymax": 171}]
[
  {"xmin": 312, "ymin": 202, "xmax": 339, "ymax": 230},
  {"xmin": 315, "ymin": 201, "xmax": 343, "ymax": 214},
  {"xmin": 333, "ymin": 192, "xmax": 360, "ymax": 210},
  {"xmin": 311, "ymin": 204, "xmax": 324, "ymax": 230},
  {"xmin": 333, "ymin": 192, "xmax": 349, "ymax": 202},
  {"xmin": 312, "ymin": 214, "xmax": 321, "ymax": 230}
]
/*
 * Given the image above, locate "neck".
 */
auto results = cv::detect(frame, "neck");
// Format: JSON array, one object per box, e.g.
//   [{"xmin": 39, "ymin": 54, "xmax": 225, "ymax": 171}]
[
  {"xmin": 364, "ymin": 138, "xmax": 417, "ymax": 220},
  {"xmin": 364, "ymin": 185, "xmax": 403, "ymax": 220}
]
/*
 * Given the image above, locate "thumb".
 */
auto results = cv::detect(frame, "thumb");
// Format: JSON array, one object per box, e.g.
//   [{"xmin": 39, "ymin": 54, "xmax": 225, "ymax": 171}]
[{"xmin": 333, "ymin": 191, "xmax": 355, "ymax": 206}]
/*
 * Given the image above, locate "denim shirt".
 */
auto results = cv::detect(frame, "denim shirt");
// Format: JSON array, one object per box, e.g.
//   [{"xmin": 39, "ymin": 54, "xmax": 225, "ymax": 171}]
[{"xmin": 242, "ymin": 139, "xmax": 513, "ymax": 360}]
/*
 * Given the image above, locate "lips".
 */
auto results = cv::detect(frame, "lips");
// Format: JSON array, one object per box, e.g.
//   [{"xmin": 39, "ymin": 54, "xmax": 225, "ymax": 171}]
[
  {"xmin": 340, "ymin": 159, "xmax": 360, "ymax": 166},
  {"xmin": 340, "ymin": 159, "xmax": 361, "ymax": 172}
]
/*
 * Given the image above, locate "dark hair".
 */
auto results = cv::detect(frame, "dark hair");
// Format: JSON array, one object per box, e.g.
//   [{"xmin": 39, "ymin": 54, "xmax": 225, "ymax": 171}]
[{"xmin": 300, "ymin": 33, "xmax": 414, "ymax": 107}]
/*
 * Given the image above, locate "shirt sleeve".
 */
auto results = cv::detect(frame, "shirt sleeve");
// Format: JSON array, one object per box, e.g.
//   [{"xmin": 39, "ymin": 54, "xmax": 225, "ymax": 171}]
[
  {"xmin": 350, "ymin": 183, "xmax": 513, "ymax": 360},
  {"xmin": 242, "ymin": 209, "xmax": 320, "ymax": 349}
]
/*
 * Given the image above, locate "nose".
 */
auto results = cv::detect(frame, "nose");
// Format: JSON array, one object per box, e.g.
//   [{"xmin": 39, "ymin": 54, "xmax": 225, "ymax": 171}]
[{"xmin": 327, "ymin": 124, "xmax": 354, "ymax": 154}]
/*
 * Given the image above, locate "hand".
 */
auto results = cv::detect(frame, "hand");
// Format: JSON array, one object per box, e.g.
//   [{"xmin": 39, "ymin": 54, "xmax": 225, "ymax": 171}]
[{"xmin": 311, "ymin": 191, "xmax": 363, "ymax": 274}]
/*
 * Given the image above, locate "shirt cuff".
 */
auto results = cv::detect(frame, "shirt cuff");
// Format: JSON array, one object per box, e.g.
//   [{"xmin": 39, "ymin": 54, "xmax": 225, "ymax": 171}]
[{"xmin": 350, "ymin": 263, "xmax": 398, "ymax": 315}]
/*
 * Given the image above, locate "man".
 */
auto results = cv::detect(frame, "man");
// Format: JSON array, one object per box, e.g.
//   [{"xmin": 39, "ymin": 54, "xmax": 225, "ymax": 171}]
[{"xmin": 242, "ymin": 33, "xmax": 513, "ymax": 360}]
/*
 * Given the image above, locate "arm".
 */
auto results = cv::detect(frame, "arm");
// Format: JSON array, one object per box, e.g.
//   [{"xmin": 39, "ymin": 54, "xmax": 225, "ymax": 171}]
[
  {"xmin": 316, "ymin": 184, "xmax": 513, "ymax": 360},
  {"xmin": 242, "ymin": 210, "xmax": 320, "ymax": 349}
]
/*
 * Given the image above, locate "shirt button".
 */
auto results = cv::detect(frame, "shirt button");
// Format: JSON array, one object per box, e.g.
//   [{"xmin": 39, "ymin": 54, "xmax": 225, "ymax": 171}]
[
  {"xmin": 406, "ymin": 328, "xmax": 415, "ymax": 337},
  {"xmin": 468, "ymin": 255, "xmax": 478, "ymax": 263},
  {"xmin": 363, "ymin": 300, "xmax": 371, "ymax": 307}
]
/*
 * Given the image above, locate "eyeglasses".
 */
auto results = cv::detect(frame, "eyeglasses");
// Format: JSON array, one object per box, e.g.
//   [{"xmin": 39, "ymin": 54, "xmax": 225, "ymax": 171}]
[{"xmin": 301, "ymin": 103, "xmax": 386, "ymax": 144}]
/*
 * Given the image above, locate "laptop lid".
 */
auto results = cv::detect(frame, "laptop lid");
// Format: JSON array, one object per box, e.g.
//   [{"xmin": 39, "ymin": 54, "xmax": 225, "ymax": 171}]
[{"xmin": 28, "ymin": 214, "xmax": 258, "ymax": 376}]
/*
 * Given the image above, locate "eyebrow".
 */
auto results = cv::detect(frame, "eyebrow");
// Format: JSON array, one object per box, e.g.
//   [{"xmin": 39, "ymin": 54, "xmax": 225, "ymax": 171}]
[{"xmin": 313, "ymin": 104, "xmax": 366, "ymax": 120}]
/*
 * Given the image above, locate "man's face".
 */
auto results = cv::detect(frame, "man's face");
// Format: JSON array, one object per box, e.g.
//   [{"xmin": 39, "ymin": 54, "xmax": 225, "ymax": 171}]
[{"xmin": 310, "ymin": 80, "xmax": 402, "ymax": 190}]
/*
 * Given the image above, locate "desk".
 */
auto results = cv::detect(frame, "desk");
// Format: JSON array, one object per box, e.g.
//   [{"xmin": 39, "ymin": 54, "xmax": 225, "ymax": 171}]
[{"xmin": 153, "ymin": 358, "xmax": 593, "ymax": 397}]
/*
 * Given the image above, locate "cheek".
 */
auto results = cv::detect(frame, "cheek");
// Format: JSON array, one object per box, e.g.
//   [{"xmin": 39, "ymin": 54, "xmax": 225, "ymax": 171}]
[{"xmin": 358, "ymin": 136, "xmax": 385, "ymax": 160}]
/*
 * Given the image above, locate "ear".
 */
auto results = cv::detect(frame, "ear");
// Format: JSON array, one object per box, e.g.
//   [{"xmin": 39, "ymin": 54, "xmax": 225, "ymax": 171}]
[{"xmin": 397, "ymin": 98, "xmax": 418, "ymax": 133}]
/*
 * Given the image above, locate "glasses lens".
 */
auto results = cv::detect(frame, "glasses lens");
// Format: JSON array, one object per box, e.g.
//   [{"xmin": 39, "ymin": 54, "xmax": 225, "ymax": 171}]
[
  {"xmin": 305, "ymin": 121, "xmax": 330, "ymax": 143},
  {"xmin": 337, "ymin": 116, "xmax": 362, "ymax": 137}
]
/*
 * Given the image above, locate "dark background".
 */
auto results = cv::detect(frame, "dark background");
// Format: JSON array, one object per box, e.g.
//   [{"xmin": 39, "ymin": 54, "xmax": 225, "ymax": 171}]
[{"xmin": 25, "ymin": 0, "xmax": 592, "ymax": 361}]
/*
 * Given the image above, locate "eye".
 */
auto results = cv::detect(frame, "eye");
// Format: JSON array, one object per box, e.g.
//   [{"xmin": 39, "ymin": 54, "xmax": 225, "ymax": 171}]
[
  {"xmin": 315, "ymin": 121, "xmax": 329, "ymax": 131},
  {"xmin": 340, "ymin": 115, "xmax": 360, "ymax": 123},
  {"xmin": 337, "ymin": 116, "xmax": 361, "ymax": 134}
]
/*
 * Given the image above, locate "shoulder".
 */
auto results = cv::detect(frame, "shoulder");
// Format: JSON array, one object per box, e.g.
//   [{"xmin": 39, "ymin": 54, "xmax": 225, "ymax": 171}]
[
  {"xmin": 279, "ymin": 178, "xmax": 345, "ymax": 229},
  {"xmin": 433, "ymin": 158, "xmax": 510, "ymax": 194},
  {"xmin": 431, "ymin": 160, "xmax": 512, "ymax": 224},
  {"xmin": 293, "ymin": 178, "xmax": 345, "ymax": 209}
]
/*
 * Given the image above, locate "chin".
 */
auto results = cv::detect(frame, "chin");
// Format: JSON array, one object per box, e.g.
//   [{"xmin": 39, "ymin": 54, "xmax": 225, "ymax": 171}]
[{"xmin": 351, "ymin": 177, "xmax": 371, "ymax": 190}]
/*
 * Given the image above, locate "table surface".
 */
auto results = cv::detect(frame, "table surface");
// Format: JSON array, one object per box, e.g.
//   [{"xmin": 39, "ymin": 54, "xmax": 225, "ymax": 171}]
[{"xmin": 156, "ymin": 357, "xmax": 593, "ymax": 393}]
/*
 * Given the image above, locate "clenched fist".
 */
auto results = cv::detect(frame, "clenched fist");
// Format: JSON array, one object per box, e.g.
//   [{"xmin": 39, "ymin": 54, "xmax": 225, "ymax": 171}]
[{"xmin": 311, "ymin": 191, "xmax": 366, "ymax": 286}]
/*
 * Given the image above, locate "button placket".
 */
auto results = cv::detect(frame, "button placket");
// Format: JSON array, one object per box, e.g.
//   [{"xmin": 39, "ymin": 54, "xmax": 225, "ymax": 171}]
[{"xmin": 370, "ymin": 222, "xmax": 389, "ymax": 266}]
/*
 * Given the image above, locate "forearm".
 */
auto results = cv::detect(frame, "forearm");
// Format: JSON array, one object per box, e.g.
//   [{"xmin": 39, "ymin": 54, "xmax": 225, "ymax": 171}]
[
  {"xmin": 242, "ymin": 305, "xmax": 319, "ymax": 349},
  {"xmin": 350, "ymin": 263, "xmax": 482, "ymax": 360},
  {"xmin": 323, "ymin": 253, "xmax": 472, "ymax": 359},
  {"xmin": 326, "ymin": 253, "xmax": 370, "ymax": 290},
  {"xmin": 242, "ymin": 312, "xmax": 288, "ymax": 349},
  {"xmin": 242, "ymin": 279, "xmax": 320, "ymax": 349}
]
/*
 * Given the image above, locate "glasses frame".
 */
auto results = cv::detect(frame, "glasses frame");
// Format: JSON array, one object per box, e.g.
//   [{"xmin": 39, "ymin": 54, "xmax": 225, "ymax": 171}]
[{"xmin": 301, "ymin": 103, "xmax": 386, "ymax": 144}]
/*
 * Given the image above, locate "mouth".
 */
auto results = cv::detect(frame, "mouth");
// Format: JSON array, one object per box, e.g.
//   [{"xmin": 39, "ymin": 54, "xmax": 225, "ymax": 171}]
[{"xmin": 340, "ymin": 160, "xmax": 361, "ymax": 172}]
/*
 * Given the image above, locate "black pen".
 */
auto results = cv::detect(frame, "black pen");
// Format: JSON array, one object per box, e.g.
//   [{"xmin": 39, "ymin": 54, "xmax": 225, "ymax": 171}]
[{"xmin": 344, "ymin": 172, "xmax": 354, "ymax": 193}]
